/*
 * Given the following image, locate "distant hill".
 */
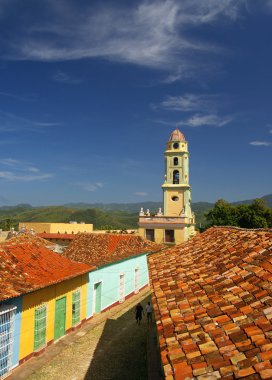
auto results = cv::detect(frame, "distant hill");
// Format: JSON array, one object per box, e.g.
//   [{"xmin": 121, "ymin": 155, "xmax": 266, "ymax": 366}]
[
  {"xmin": 0, "ymin": 206, "xmax": 138, "ymax": 230},
  {"xmin": 232, "ymin": 194, "xmax": 272, "ymax": 208},
  {"xmin": 63, "ymin": 202, "xmax": 163, "ymax": 213},
  {"xmin": 0, "ymin": 194, "xmax": 270, "ymax": 230}
]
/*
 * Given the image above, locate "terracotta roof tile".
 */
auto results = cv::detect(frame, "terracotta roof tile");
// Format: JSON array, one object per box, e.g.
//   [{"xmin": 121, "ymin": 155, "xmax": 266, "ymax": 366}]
[
  {"xmin": 0, "ymin": 236, "xmax": 92, "ymax": 302},
  {"xmin": 148, "ymin": 227, "xmax": 272, "ymax": 379},
  {"xmin": 62, "ymin": 233, "xmax": 163, "ymax": 267},
  {"xmin": 37, "ymin": 233, "xmax": 76, "ymax": 240}
]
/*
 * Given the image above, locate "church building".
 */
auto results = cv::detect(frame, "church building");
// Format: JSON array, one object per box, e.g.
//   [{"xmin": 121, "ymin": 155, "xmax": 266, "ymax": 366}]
[{"xmin": 138, "ymin": 129, "xmax": 196, "ymax": 244}]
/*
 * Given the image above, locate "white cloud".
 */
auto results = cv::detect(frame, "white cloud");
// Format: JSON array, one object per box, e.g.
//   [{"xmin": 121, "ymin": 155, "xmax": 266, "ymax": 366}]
[
  {"xmin": 0, "ymin": 171, "xmax": 52, "ymax": 181},
  {"xmin": 28, "ymin": 167, "xmax": 40, "ymax": 173},
  {"xmin": 75, "ymin": 182, "xmax": 104, "ymax": 192},
  {"xmin": 134, "ymin": 192, "xmax": 148, "ymax": 196},
  {"xmin": 249, "ymin": 141, "xmax": 271, "ymax": 146},
  {"xmin": 0, "ymin": 110, "xmax": 61, "ymax": 133},
  {"xmin": 179, "ymin": 113, "xmax": 232, "ymax": 127},
  {"xmin": 0, "ymin": 158, "xmax": 20, "ymax": 166},
  {"xmin": 0, "ymin": 90, "xmax": 33, "ymax": 101},
  {"xmin": 2, "ymin": 0, "xmax": 246, "ymax": 77},
  {"xmin": 0, "ymin": 158, "xmax": 53, "ymax": 181},
  {"xmin": 159, "ymin": 94, "xmax": 217, "ymax": 112},
  {"xmin": 53, "ymin": 71, "xmax": 82, "ymax": 84},
  {"xmin": 264, "ymin": 0, "xmax": 272, "ymax": 11}
]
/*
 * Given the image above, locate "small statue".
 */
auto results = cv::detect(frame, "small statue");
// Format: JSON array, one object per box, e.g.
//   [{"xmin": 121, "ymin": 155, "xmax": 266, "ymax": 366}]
[{"xmin": 139, "ymin": 207, "xmax": 145, "ymax": 216}]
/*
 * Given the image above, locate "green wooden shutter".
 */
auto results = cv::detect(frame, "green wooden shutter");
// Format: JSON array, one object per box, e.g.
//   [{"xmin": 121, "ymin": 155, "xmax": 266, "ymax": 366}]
[
  {"xmin": 34, "ymin": 305, "xmax": 47, "ymax": 351},
  {"xmin": 72, "ymin": 290, "xmax": 81, "ymax": 326},
  {"xmin": 54, "ymin": 297, "xmax": 66, "ymax": 340}
]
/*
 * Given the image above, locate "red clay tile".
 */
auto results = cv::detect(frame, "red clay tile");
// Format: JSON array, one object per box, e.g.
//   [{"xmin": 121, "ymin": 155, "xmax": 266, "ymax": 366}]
[
  {"xmin": 0, "ymin": 236, "xmax": 91, "ymax": 301},
  {"xmin": 147, "ymin": 227, "xmax": 272, "ymax": 380},
  {"xmin": 64, "ymin": 233, "xmax": 163, "ymax": 267},
  {"xmin": 259, "ymin": 369, "xmax": 272, "ymax": 379}
]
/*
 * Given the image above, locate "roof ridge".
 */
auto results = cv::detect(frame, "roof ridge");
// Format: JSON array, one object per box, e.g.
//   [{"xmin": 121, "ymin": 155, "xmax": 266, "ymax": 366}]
[{"xmin": 211, "ymin": 225, "xmax": 272, "ymax": 232}]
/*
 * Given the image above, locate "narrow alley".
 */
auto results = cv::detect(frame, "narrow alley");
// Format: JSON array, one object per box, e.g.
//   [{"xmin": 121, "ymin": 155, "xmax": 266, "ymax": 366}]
[{"xmin": 10, "ymin": 288, "xmax": 163, "ymax": 380}]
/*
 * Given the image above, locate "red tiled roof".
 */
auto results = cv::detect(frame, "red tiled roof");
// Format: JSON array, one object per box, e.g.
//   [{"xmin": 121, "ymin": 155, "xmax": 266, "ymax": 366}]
[
  {"xmin": 63, "ymin": 233, "xmax": 164, "ymax": 267},
  {"xmin": 7, "ymin": 233, "xmax": 55, "ymax": 247},
  {"xmin": 0, "ymin": 238, "xmax": 93, "ymax": 302},
  {"xmin": 38, "ymin": 233, "xmax": 76, "ymax": 240},
  {"xmin": 148, "ymin": 227, "xmax": 272, "ymax": 380}
]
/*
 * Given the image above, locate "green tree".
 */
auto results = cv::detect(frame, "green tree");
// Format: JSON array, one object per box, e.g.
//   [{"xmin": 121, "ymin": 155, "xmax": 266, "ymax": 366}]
[
  {"xmin": 206, "ymin": 198, "xmax": 272, "ymax": 229},
  {"xmin": 205, "ymin": 199, "xmax": 238, "ymax": 227}
]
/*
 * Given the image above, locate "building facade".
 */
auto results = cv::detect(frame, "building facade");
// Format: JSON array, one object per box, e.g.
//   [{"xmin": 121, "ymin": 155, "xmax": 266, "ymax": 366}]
[
  {"xmin": 62, "ymin": 233, "xmax": 163, "ymax": 318},
  {"xmin": 138, "ymin": 129, "xmax": 196, "ymax": 244},
  {"xmin": 18, "ymin": 222, "xmax": 93, "ymax": 234},
  {"xmin": 0, "ymin": 237, "xmax": 90, "ymax": 378}
]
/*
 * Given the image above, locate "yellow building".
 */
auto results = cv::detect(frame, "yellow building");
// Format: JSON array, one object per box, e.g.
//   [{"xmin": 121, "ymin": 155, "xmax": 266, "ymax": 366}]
[
  {"xmin": 0, "ymin": 236, "xmax": 91, "ymax": 369},
  {"xmin": 138, "ymin": 128, "xmax": 196, "ymax": 244},
  {"xmin": 18, "ymin": 221, "xmax": 93, "ymax": 234}
]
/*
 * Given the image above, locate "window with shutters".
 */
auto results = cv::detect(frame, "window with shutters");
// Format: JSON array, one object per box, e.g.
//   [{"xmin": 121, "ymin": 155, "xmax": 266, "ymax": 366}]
[
  {"xmin": 72, "ymin": 290, "xmax": 81, "ymax": 327},
  {"xmin": 34, "ymin": 305, "xmax": 47, "ymax": 351}
]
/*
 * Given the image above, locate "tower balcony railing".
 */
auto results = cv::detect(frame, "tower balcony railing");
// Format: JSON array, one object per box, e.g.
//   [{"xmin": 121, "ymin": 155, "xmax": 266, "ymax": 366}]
[{"xmin": 139, "ymin": 215, "xmax": 187, "ymax": 225}]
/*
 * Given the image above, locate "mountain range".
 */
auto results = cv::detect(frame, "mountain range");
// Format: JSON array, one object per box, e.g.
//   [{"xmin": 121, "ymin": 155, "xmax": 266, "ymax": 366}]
[{"xmin": 0, "ymin": 194, "xmax": 271, "ymax": 230}]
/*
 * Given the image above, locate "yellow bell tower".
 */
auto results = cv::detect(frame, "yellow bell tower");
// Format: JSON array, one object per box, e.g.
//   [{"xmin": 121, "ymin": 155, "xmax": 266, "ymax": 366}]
[
  {"xmin": 138, "ymin": 128, "xmax": 196, "ymax": 244},
  {"xmin": 162, "ymin": 128, "xmax": 191, "ymax": 217}
]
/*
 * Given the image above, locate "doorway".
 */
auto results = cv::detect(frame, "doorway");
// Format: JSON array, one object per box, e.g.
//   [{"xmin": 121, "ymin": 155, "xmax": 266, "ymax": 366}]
[
  {"xmin": 54, "ymin": 297, "xmax": 66, "ymax": 340},
  {"xmin": 94, "ymin": 282, "xmax": 102, "ymax": 313}
]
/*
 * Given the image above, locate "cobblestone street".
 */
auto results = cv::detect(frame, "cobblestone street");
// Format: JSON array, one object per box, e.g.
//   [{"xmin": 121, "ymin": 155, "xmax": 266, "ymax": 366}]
[{"xmin": 10, "ymin": 288, "xmax": 162, "ymax": 380}]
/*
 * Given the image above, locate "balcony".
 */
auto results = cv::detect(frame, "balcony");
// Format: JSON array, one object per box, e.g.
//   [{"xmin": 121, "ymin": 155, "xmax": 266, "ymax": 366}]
[{"xmin": 138, "ymin": 215, "xmax": 189, "ymax": 228}]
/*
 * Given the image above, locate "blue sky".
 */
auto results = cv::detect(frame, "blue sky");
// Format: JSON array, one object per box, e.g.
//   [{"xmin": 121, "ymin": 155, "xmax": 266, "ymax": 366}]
[{"xmin": 0, "ymin": 0, "xmax": 271, "ymax": 206}]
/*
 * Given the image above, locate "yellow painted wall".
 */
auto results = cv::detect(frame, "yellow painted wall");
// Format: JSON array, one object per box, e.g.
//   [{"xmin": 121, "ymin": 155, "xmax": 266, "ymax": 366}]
[
  {"xmin": 138, "ymin": 227, "xmax": 145, "ymax": 239},
  {"xmin": 19, "ymin": 274, "xmax": 88, "ymax": 361},
  {"xmin": 19, "ymin": 222, "xmax": 93, "ymax": 234},
  {"xmin": 174, "ymin": 228, "xmax": 186, "ymax": 244},
  {"xmin": 164, "ymin": 189, "xmax": 184, "ymax": 216},
  {"xmin": 154, "ymin": 228, "xmax": 164, "ymax": 244},
  {"xmin": 138, "ymin": 226, "xmax": 186, "ymax": 244}
]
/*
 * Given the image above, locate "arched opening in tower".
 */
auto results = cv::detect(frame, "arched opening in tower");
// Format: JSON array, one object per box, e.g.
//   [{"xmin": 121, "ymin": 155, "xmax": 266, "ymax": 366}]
[
  {"xmin": 173, "ymin": 157, "xmax": 178, "ymax": 166},
  {"xmin": 173, "ymin": 170, "xmax": 179, "ymax": 184}
]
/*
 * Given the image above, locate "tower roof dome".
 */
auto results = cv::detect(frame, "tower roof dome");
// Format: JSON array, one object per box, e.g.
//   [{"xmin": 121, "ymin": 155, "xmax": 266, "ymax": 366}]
[{"xmin": 169, "ymin": 128, "xmax": 185, "ymax": 142}]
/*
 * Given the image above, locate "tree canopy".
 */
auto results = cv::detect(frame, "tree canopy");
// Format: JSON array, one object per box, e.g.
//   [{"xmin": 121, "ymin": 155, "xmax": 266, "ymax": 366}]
[{"xmin": 205, "ymin": 198, "xmax": 272, "ymax": 229}]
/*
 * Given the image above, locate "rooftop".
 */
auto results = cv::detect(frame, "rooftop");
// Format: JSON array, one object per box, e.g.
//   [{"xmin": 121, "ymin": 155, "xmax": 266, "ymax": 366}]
[
  {"xmin": 169, "ymin": 128, "xmax": 186, "ymax": 142},
  {"xmin": 148, "ymin": 226, "xmax": 272, "ymax": 380},
  {"xmin": 62, "ymin": 233, "xmax": 164, "ymax": 267},
  {"xmin": 37, "ymin": 233, "xmax": 77, "ymax": 240},
  {"xmin": 0, "ymin": 236, "xmax": 92, "ymax": 302}
]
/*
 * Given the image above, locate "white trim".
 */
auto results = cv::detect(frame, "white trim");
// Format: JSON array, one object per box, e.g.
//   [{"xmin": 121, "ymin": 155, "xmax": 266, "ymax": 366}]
[
  {"xmin": 0, "ymin": 305, "xmax": 16, "ymax": 317},
  {"xmin": 0, "ymin": 305, "xmax": 16, "ymax": 379}
]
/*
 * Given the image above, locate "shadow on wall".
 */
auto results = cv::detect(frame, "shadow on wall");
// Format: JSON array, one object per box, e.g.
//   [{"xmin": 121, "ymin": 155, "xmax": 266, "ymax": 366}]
[{"xmin": 84, "ymin": 295, "xmax": 154, "ymax": 380}]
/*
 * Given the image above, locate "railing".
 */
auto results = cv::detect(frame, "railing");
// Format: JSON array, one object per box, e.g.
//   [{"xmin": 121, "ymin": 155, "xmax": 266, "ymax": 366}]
[{"xmin": 139, "ymin": 215, "xmax": 187, "ymax": 224}]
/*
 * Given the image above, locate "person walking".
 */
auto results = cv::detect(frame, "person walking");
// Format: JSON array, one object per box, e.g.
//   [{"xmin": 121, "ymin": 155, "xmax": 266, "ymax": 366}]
[
  {"xmin": 135, "ymin": 302, "xmax": 144, "ymax": 325},
  {"xmin": 146, "ymin": 301, "xmax": 153, "ymax": 325}
]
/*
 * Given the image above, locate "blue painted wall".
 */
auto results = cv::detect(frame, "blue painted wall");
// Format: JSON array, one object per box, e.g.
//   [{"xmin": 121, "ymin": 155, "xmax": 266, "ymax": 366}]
[
  {"xmin": 86, "ymin": 253, "xmax": 148, "ymax": 318},
  {"xmin": 3, "ymin": 296, "xmax": 22, "ymax": 369}
]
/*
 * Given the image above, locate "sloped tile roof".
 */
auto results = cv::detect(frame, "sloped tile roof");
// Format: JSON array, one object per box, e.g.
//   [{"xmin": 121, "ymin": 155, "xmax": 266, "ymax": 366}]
[
  {"xmin": 7, "ymin": 232, "xmax": 55, "ymax": 247},
  {"xmin": 148, "ymin": 227, "xmax": 272, "ymax": 380},
  {"xmin": 0, "ymin": 237, "xmax": 92, "ymax": 302},
  {"xmin": 37, "ymin": 233, "xmax": 76, "ymax": 240},
  {"xmin": 63, "ymin": 233, "xmax": 164, "ymax": 267}
]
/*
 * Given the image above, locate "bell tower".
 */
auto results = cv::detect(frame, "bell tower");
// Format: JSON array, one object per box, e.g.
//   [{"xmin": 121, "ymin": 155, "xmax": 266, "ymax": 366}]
[
  {"xmin": 138, "ymin": 128, "xmax": 195, "ymax": 244},
  {"xmin": 162, "ymin": 129, "xmax": 192, "ymax": 219}
]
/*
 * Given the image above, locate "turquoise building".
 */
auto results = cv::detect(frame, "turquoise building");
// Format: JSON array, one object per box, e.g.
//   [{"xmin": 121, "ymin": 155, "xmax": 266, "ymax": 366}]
[
  {"xmin": 63, "ymin": 233, "xmax": 163, "ymax": 319},
  {"xmin": 86, "ymin": 253, "xmax": 149, "ymax": 317}
]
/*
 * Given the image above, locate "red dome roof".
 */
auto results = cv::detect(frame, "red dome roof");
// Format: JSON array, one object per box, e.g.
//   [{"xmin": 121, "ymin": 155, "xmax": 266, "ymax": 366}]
[{"xmin": 169, "ymin": 128, "xmax": 185, "ymax": 142}]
